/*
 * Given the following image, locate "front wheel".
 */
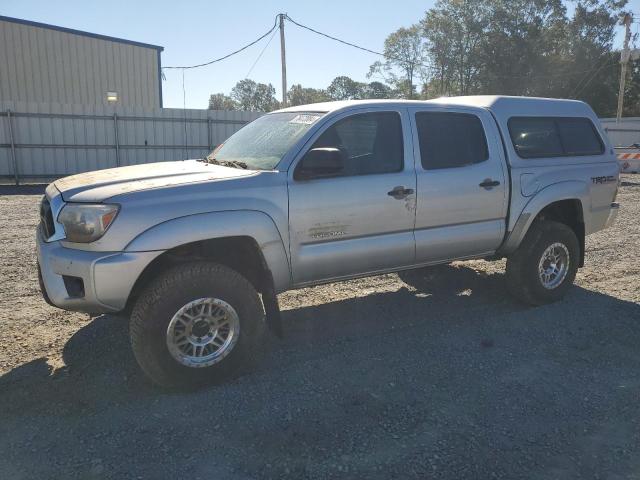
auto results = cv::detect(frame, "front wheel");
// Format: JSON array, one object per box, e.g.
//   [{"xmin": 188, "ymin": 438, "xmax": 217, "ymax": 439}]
[
  {"xmin": 506, "ymin": 220, "xmax": 579, "ymax": 306},
  {"xmin": 129, "ymin": 262, "xmax": 265, "ymax": 389}
]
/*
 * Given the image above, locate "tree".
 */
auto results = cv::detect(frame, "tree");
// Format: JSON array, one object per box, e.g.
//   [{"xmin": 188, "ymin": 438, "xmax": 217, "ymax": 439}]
[
  {"xmin": 326, "ymin": 76, "xmax": 366, "ymax": 100},
  {"xmin": 414, "ymin": 0, "xmax": 629, "ymax": 115},
  {"xmin": 208, "ymin": 93, "xmax": 237, "ymax": 110},
  {"xmin": 623, "ymin": 58, "xmax": 640, "ymax": 117},
  {"xmin": 288, "ymin": 80, "xmax": 392, "ymax": 105},
  {"xmin": 363, "ymin": 81, "xmax": 393, "ymax": 99},
  {"xmin": 368, "ymin": 25, "xmax": 427, "ymax": 98},
  {"xmin": 287, "ymin": 84, "xmax": 331, "ymax": 106},
  {"xmin": 421, "ymin": 0, "xmax": 488, "ymax": 96},
  {"xmin": 475, "ymin": 0, "xmax": 568, "ymax": 95},
  {"xmin": 562, "ymin": 0, "xmax": 629, "ymax": 115},
  {"xmin": 230, "ymin": 79, "xmax": 279, "ymax": 112},
  {"xmin": 476, "ymin": 0, "xmax": 627, "ymax": 112}
]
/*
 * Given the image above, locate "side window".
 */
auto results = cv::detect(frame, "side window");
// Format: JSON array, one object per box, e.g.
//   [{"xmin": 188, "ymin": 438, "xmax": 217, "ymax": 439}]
[
  {"xmin": 415, "ymin": 112, "xmax": 489, "ymax": 170},
  {"xmin": 508, "ymin": 117, "xmax": 563, "ymax": 158},
  {"xmin": 556, "ymin": 118, "xmax": 604, "ymax": 156},
  {"xmin": 508, "ymin": 117, "xmax": 604, "ymax": 158},
  {"xmin": 309, "ymin": 112, "xmax": 403, "ymax": 176}
]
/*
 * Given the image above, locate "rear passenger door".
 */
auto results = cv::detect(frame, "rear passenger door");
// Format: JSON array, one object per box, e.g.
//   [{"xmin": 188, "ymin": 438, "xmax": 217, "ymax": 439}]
[{"xmin": 410, "ymin": 107, "xmax": 508, "ymax": 263}]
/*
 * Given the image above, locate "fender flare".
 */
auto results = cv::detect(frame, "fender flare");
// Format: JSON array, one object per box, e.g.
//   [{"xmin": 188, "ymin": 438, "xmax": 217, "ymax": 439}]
[
  {"xmin": 124, "ymin": 210, "xmax": 291, "ymax": 292},
  {"xmin": 500, "ymin": 181, "xmax": 589, "ymax": 255}
]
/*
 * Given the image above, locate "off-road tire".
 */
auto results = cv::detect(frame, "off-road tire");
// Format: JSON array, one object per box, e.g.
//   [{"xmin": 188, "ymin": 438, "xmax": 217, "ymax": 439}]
[
  {"xmin": 130, "ymin": 262, "xmax": 265, "ymax": 389},
  {"xmin": 506, "ymin": 220, "xmax": 579, "ymax": 306}
]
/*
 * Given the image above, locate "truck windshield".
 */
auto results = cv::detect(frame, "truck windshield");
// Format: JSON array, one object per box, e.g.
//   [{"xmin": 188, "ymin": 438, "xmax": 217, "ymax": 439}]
[{"xmin": 208, "ymin": 112, "xmax": 325, "ymax": 170}]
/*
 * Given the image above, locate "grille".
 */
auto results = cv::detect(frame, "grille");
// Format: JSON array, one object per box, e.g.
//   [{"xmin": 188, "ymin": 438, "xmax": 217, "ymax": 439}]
[{"xmin": 40, "ymin": 196, "xmax": 55, "ymax": 239}]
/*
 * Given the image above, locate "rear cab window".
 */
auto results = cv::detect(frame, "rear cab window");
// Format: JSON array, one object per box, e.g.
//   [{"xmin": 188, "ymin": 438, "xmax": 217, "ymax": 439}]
[{"xmin": 508, "ymin": 117, "xmax": 604, "ymax": 159}]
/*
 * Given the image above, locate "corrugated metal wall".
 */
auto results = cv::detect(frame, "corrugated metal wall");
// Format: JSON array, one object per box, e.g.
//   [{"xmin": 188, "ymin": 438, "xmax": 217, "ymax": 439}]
[
  {"xmin": 601, "ymin": 118, "xmax": 640, "ymax": 148},
  {"xmin": 0, "ymin": 18, "xmax": 162, "ymax": 108},
  {"xmin": 1, "ymin": 105, "xmax": 635, "ymax": 184},
  {"xmin": 0, "ymin": 101, "xmax": 263, "ymax": 183}
]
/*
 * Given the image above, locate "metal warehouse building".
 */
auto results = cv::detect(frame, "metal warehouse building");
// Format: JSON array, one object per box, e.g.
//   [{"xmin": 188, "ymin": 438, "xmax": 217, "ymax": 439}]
[{"xmin": 0, "ymin": 15, "xmax": 164, "ymax": 108}]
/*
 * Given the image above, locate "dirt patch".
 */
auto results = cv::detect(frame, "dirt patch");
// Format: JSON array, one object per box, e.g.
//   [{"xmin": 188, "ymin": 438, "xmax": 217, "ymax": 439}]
[{"xmin": 0, "ymin": 177, "xmax": 639, "ymax": 479}]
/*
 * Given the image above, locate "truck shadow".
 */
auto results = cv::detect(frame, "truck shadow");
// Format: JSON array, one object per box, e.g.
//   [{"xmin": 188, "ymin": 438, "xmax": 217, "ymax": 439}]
[
  {"xmin": 278, "ymin": 263, "xmax": 522, "ymax": 349},
  {"xmin": 0, "ymin": 263, "xmax": 636, "ymax": 404}
]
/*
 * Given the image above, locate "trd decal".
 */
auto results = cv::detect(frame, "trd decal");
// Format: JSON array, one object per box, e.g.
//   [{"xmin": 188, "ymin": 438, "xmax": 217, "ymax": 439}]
[{"xmin": 591, "ymin": 175, "xmax": 616, "ymax": 184}]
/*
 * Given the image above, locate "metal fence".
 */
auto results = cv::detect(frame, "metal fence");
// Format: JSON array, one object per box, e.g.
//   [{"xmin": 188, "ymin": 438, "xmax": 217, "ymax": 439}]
[
  {"xmin": 0, "ymin": 101, "xmax": 262, "ymax": 184},
  {"xmin": 1, "ymin": 103, "xmax": 639, "ymax": 185},
  {"xmin": 601, "ymin": 117, "xmax": 640, "ymax": 150}
]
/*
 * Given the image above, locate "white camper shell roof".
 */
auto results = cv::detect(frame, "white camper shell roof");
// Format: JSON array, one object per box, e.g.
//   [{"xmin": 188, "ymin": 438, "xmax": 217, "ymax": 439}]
[
  {"xmin": 277, "ymin": 95, "xmax": 611, "ymax": 168},
  {"xmin": 278, "ymin": 95, "xmax": 597, "ymax": 118}
]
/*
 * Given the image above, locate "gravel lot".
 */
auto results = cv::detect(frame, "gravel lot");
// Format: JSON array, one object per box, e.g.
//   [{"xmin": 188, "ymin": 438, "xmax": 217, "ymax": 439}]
[{"xmin": 1, "ymin": 177, "xmax": 639, "ymax": 479}]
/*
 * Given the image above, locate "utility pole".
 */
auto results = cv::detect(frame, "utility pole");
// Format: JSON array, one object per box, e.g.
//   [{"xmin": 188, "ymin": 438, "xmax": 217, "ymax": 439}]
[
  {"xmin": 279, "ymin": 13, "xmax": 287, "ymax": 107},
  {"xmin": 616, "ymin": 13, "xmax": 633, "ymax": 122}
]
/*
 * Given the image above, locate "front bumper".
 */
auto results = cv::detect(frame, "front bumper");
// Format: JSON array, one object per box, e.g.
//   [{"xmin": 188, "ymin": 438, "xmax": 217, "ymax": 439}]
[
  {"xmin": 605, "ymin": 202, "xmax": 620, "ymax": 229},
  {"xmin": 36, "ymin": 228, "xmax": 161, "ymax": 314}
]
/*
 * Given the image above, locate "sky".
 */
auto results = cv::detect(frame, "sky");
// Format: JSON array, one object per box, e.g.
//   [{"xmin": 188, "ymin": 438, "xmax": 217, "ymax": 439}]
[{"xmin": 2, "ymin": 0, "xmax": 639, "ymax": 109}]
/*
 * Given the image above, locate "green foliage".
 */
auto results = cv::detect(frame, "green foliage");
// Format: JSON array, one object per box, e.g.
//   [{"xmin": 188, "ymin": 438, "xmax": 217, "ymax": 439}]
[
  {"xmin": 326, "ymin": 76, "xmax": 366, "ymax": 100},
  {"xmin": 368, "ymin": 25, "xmax": 427, "ymax": 98},
  {"xmin": 421, "ymin": 0, "xmax": 489, "ymax": 96},
  {"xmin": 207, "ymin": 0, "xmax": 637, "ymax": 116},
  {"xmin": 208, "ymin": 93, "xmax": 237, "ymax": 111},
  {"xmin": 622, "ymin": 58, "xmax": 640, "ymax": 117},
  {"xmin": 416, "ymin": 0, "xmax": 634, "ymax": 115},
  {"xmin": 230, "ymin": 79, "xmax": 280, "ymax": 112},
  {"xmin": 287, "ymin": 84, "xmax": 331, "ymax": 106},
  {"xmin": 326, "ymin": 76, "xmax": 396, "ymax": 100},
  {"xmin": 363, "ymin": 81, "xmax": 393, "ymax": 99}
]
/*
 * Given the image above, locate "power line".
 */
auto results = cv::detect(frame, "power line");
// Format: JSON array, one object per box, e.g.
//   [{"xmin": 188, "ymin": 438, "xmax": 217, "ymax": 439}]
[
  {"xmin": 245, "ymin": 27, "xmax": 278, "ymax": 79},
  {"xmin": 162, "ymin": 15, "xmax": 279, "ymax": 70},
  {"xmin": 160, "ymin": 11, "xmax": 626, "ymax": 93},
  {"xmin": 284, "ymin": 14, "xmax": 388, "ymax": 60}
]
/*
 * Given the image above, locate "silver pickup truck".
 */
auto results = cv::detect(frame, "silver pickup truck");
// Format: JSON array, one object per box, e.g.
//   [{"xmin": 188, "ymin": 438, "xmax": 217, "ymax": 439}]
[{"xmin": 36, "ymin": 96, "xmax": 620, "ymax": 388}]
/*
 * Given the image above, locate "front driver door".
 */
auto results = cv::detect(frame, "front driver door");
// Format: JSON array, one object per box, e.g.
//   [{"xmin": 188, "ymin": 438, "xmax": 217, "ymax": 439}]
[{"xmin": 288, "ymin": 109, "xmax": 416, "ymax": 286}]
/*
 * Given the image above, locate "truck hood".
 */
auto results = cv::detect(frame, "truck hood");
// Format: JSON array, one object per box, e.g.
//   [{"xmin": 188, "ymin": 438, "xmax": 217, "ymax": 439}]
[{"xmin": 54, "ymin": 160, "xmax": 256, "ymax": 203}]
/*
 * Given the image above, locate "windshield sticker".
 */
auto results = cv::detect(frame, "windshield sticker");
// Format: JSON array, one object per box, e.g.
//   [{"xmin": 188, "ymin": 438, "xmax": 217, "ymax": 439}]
[{"xmin": 289, "ymin": 114, "xmax": 322, "ymax": 125}]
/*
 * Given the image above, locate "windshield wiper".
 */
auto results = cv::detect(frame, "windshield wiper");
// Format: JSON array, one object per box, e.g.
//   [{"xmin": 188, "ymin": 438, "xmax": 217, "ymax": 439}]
[
  {"xmin": 202, "ymin": 157, "xmax": 248, "ymax": 169},
  {"xmin": 221, "ymin": 160, "xmax": 248, "ymax": 169}
]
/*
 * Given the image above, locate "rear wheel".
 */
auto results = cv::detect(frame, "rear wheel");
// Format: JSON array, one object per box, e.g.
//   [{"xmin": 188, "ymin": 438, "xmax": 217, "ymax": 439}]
[
  {"xmin": 129, "ymin": 262, "xmax": 265, "ymax": 389},
  {"xmin": 506, "ymin": 220, "xmax": 579, "ymax": 305}
]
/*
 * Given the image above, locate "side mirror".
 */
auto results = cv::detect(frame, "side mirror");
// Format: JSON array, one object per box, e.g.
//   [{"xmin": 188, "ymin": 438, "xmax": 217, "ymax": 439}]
[{"xmin": 295, "ymin": 147, "xmax": 344, "ymax": 180}]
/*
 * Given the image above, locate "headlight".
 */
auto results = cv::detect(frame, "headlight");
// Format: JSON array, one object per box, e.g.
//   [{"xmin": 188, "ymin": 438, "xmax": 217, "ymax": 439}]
[{"xmin": 58, "ymin": 204, "xmax": 119, "ymax": 243}]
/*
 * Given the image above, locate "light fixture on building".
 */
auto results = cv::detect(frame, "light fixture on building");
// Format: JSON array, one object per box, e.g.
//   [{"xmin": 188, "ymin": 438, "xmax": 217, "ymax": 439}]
[{"xmin": 106, "ymin": 91, "xmax": 118, "ymax": 103}]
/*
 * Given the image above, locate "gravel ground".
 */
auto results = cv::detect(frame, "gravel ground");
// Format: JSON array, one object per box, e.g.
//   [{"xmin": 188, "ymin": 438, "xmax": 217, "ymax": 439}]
[{"xmin": 0, "ymin": 177, "xmax": 639, "ymax": 479}]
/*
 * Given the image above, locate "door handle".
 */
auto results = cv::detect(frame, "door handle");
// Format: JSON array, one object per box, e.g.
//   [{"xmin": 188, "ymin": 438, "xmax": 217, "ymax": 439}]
[
  {"xmin": 387, "ymin": 186, "xmax": 414, "ymax": 199},
  {"xmin": 479, "ymin": 179, "xmax": 500, "ymax": 189}
]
